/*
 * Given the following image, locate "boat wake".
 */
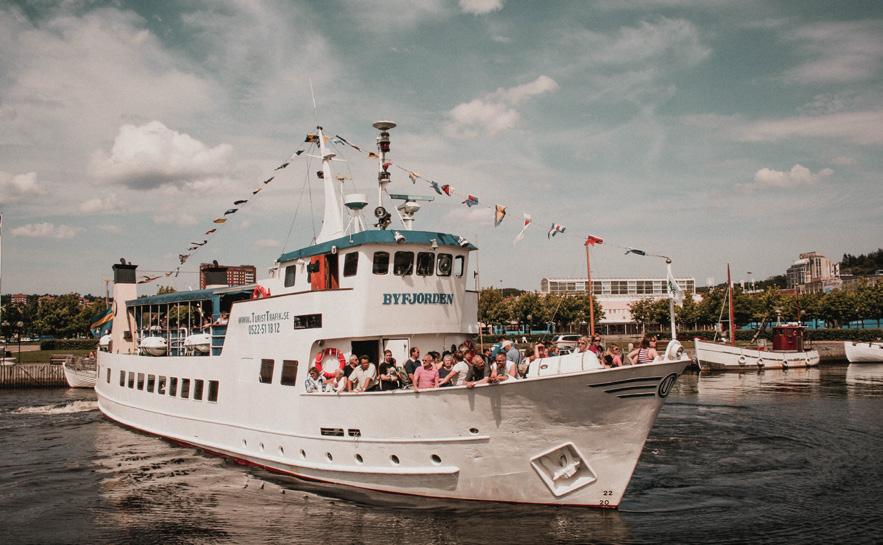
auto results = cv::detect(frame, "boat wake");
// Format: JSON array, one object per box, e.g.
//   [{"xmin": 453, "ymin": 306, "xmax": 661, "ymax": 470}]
[{"xmin": 12, "ymin": 400, "xmax": 99, "ymax": 415}]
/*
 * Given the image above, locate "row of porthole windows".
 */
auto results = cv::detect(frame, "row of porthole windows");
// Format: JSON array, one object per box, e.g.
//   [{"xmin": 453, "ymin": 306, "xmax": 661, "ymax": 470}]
[
  {"xmin": 240, "ymin": 439, "xmax": 443, "ymax": 467},
  {"xmin": 114, "ymin": 368, "xmax": 219, "ymax": 402}
]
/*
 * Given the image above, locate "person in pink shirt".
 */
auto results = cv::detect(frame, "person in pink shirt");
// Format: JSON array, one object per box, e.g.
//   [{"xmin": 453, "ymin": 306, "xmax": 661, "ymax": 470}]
[{"xmin": 412, "ymin": 354, "xmax": 439, "ymax": 392}]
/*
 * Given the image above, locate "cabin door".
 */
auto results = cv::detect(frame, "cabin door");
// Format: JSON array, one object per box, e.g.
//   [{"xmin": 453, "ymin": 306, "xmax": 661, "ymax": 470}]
[
  {"xmin": 351, "ymin": 340, "xmax": 381, "ymax": 365},
  {"xmin": 310, "ymin": 254, "xmax": 340, "ymax": 291}
]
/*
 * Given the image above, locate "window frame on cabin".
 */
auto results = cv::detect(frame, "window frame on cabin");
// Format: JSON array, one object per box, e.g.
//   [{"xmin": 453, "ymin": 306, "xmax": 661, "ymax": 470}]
[
  {"xmin": 373, "ymin": 251, "xmax": 390, "ymax": 274},
  {"xmin": 343, "ymin": 252, "xmax": 359, "ymax": 277}
]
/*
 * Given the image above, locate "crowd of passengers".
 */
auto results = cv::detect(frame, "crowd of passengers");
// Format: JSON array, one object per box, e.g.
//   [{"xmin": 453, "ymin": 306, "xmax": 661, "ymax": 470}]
[{"xmin": 304, "ymin": 335, "xmax": 662, "ymax": 393}]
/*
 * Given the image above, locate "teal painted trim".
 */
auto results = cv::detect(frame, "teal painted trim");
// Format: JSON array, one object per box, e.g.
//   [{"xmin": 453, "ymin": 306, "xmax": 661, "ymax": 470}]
[
  {"xmin": 278, "ymin": 230, "xmax": 477, "ymax": 263},
  {"xmin": 127, "ymin": 287, "xmax": 251, "ymax": 308}
]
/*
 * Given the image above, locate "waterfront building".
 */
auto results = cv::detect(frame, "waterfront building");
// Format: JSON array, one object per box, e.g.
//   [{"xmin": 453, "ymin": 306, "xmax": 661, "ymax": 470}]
[
  {"xmin": 10, "ymin": 293, "xmax": 27, "ymax": 305},
  {"xmin": 785, "ymin": 251, "xmax": 840, "ymax": 294},
  {"xmin": 199, "ymin": 263, "xmax": 256, "ymax": 289},
  {"xmin": 539, "ymin": 277, "xmax": 696, "ymax": 334}
]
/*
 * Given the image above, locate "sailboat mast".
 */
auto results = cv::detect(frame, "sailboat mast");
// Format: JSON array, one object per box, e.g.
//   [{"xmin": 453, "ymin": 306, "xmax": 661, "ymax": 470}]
[{"xmin": 727, "ymin": 264, "xmax": 735, "ymax": 346}]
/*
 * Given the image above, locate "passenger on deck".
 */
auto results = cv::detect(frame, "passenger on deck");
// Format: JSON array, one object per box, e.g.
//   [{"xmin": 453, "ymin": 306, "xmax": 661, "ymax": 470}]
[
  {"xmin": 378, "ymin": 350, "xmax": 402, "ymax": 391},
  {"xmin": 628, "ymin": 338, "xmax": 658, "ymax": 365},
  {"xmin": 466, "ymin": 355, "xmax": 490, "ymax": 388},
  {"xmin": 344, "ymin": 355, "xmax": 360, "ymax": 378},
  {"xmin": 304, "ymin": 367, "xmax": 326, "ymax": 393},
  {"xmin": 588, "ymin": 336, "xmax": 604, "ymax": 355},
  {"xmin": 548, "ymin": 345, "xmax": 559, "ymax": 356},
  {"xmin": 330, "ymin": 368, "xmax": 348, "ymax": 394},
  {"xmin": 441, "ymin": 353, "xmax": 470, "ymax": 387},
  {"xmin": 577, "ymin": 337, "xmax": 590, "ymax": 353},
  {"xmin": 412, "ymin": 354, "xmax": 439, "ymax": 392},
  {"xmin": 347, "ymin": 355, "xmax": 377, "ymax": 392},
  {"xmin": 604, "ymin": 344, "xmax": 623, "ymax": 367},
  {"xmin": 437, "ymin": 354, "xmax": 455, "ymax": 387},
  {"xmin": 404, "ymin": 346, "xmax": 421, "ymax": 384},
  {"xmin": 503, "ymin": 340, "xmax": 522, "ymax": 366},
  {"xmin": 491, "ymin": 352, "xmax": 518, "ymax": 382}
]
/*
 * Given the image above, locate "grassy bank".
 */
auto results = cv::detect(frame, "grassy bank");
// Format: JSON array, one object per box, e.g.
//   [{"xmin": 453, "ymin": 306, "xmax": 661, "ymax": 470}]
[{"xmin": 13, "ymin": 349, "xmax": 93, "ymax": 364}]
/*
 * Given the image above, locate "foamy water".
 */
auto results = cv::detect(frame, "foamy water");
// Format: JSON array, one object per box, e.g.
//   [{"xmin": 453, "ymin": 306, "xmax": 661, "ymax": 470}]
[{"xmin": 12, "ymin": 399, "xmax": 99, "ymax": 415}]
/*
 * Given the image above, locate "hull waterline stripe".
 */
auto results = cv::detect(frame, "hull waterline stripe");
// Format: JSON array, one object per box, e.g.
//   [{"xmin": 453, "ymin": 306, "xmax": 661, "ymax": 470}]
[
  {"xmin": 605, "ymin": 384, "xmax": 660, "ymax": 394},
  {"xmin": 616, "ymin": 392, "xmax": 657, "ymax": 399},
  {"xmin": 588, "ymin": 376, "xmax": 663, "ymax": 388}
]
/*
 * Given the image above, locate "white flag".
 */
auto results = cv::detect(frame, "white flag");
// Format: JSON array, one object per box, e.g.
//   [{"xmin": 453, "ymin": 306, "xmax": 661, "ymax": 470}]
[
  {"xmin": 513, "ymin": 214, "xmax": 532, "ymax": 245},
  {"xmin": 667, "ymin": 266, "xmax": 685, "ymax": 305}
]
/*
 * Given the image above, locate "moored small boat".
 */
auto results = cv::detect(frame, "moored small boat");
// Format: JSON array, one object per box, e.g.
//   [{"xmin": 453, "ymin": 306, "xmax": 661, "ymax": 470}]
[
  {"xmin": 695, "ymin": 337, "xmax": 820, "ymax": 370},
  {"xmin": 844, "ymin": 341, "xmax": 883, "ymax": 363},
  {"xmin": 63, "ymin": 356, "xmax": 97, "ymax": 388}
]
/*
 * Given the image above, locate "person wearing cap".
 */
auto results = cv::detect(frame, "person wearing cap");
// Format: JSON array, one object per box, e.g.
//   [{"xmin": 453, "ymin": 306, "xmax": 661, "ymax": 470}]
[{"xmin": 503, "ymin": 339, "xmax": 522, "ymax": 366}]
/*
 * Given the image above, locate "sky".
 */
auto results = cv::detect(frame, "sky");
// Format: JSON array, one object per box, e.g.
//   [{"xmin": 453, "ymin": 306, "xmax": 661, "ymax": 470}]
[{"xmin": 1, "ymin": 0, "xmax": 881, "ymax": 296}]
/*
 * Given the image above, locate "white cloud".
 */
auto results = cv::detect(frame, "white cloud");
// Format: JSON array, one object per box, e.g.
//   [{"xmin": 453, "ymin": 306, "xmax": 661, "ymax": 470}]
[
  {"xmin": 11, "ymin": 222, "xmax": 81, "ymax": 239},
  {"xmin": 784, "ymin": 22, "xmax": 883, "ymax": 84},
  {"xmin": 570, "ymin": 18, "xmax": 710, "ymax": 67},
  {"xmin": 153, "ymin": 212, "xmax": 198, "ymax": 227},
  {"xmin": 739, "ymin": 110, "xmax": 883, "ymax": 146},
  {"xmin": 830, "ymin": 156, "xmax": 856, "ymax": 166},
  {"xmin": 253, "ymin": 238, "xmax": 280, "ymax": 248},
  {"xmin": 444, "ymin": 75, "xmax": 558, "ymax": 137},
  {"xmin": 79, "ymin": 194, "xmax": 122, "ymax": 214},
  {"xmin": 90, "ymin": 121, "xmax": 234, "ymax": 189},
  {"xmin": 343, "ymin": 0, "xmax": 449, "ymax": 31},
  {"xmin": 0, "ymin": 171, "xmax": 45, "ymax": 204},
  {"xmin": 751, "ymin": 164, "xmax": 833, "ymax": 189},
  {"xmin": 460, "ymin": 0, "xmax": 504, "ymax": 15},
  {"xmin": 96, "ymin": 224, "xmax": 123, "ymax": 234}
]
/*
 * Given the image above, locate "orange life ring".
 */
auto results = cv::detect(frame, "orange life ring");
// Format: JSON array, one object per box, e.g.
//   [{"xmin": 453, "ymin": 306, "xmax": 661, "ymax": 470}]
[
  {"xmin": 252, "ymin": 285, "xmax": 271, "ymax": 299},
  {"xmin": 315, "ymin": 347, "xmax": 346, "ymax": 378}
]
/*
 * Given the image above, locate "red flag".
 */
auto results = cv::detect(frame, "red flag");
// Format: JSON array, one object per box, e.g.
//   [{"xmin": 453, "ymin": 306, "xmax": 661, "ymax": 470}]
[{"xmin": 585, "ymin": 235, "xmax": 604, "ymax": 246}]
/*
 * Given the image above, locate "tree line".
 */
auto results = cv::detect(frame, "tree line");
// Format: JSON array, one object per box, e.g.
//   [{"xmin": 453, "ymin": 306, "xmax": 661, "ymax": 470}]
[
  {"xmin": 1, "ymin": 294, "xmax": 106, "ymax": 341},
  {"xmin": 478, "ymin": 289, "xmax": 604, "ymax": 331},
  {"xmin": 630, "ymin": 282, "xmax": 883, "ymax": 331}
]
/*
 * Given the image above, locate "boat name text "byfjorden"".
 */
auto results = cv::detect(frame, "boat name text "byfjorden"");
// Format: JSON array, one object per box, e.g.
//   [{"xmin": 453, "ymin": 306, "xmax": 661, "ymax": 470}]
[{"xmin": 382, "ymin": 293, "xmax": 455, "ymax": 305}]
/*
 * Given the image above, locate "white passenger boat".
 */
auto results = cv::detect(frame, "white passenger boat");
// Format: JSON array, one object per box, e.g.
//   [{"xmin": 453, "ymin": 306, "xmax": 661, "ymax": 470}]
[
  {"xmin": 844, "ymin": 341, "xmax": 883, "ymax": 363},
  {"xmin": 63, "ymin": 356, "xmax": 97, "ymax": 388},
  {"xmin": 95, "ymin": 121, "xmax": 691, "ymax": 508}
]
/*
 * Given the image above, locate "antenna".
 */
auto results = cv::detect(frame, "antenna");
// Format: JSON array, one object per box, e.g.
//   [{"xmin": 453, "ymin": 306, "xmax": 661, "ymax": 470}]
[
  {"xmin": 387, "ymin": 193, "xmax": 433, "ymax": 231},
  {"xmin": 372, "ymin": 120, "xmax": 396, "ymax": 219},
  {"xmin": 308, "ymin": 77, "xmax": 319, "ymax": 125}
]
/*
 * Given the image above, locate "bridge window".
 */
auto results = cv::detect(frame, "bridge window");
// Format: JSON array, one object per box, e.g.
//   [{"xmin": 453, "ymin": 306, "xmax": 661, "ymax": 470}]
[
  {"xmin": 394, "ymin": 251, "xmax": 414, "ymax": 276},
  {"xmin": 437, "ymin": 253, "xmax": 452, "ymax": 276},
  {"xmin": 281, "ymin": 360, "xmax": 299, "ymax": 386},
  {"xmin": 454, "ymin": 255, "xmax": 465, "ymax": 277},
  {"xmin": 416, "ymin": 252, "xmax": 435, "ymax": 276},
  {"xmin": 259, "ymin": 359, "xmax": 275, "ymax": 384},
  {"xmin": 284, "ymin": 265, "xmax": 296, "ymax": 287},
  {"xmin": 373, "ymin": 252, "xmax": 389, "ymax": 274},
  {"xmin": 343, "ymin": 252, "xmax": 359, "ymax": 277}
]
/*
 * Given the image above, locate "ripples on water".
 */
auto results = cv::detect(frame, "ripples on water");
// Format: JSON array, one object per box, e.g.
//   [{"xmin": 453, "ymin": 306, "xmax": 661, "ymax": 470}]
[{"xmin": 1, "ymin": 363, "xmax": 882, "ymax": 545}]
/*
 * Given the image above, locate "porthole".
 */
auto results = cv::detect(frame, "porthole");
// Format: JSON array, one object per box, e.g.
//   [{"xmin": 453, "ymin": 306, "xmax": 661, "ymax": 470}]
[
  {"xmin": 259, "ymin": 442, "xmax": 265, "ymax": 452},
  {"xmin": 299, "ymin": 449, "xmax": 306, "ymax": 459},
  {"xmin": 355, "ymin": 454, "xmax": 364, "ymax": 464},
  {"xmin": 279, "ymin": 446, "xmax": 285, "ymax": 456},
  {"xmin": 431, "ymin": 454, "xmax": 442, "ymax": 465},
  {"xmin": 242, "ymin": 439, "xmax": 248, "ymax": 448},
  {"xmin": 326, "ymin": 452, "xmax": 333, "ymax": 462},
  {"xmin": 390, "ymin": 454, "xmax": 400, "ymax": 465},
  {"xmin": 469, "ymin": 427, "xmax": 479, "ymax": 435}
]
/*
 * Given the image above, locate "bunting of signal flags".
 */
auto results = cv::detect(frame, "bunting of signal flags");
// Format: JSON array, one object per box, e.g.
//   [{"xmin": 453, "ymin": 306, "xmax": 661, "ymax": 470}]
[
  {"xmin": 462, "ymin": 194, "xmax": 479, "ymax": 207},
  {"xmin": 547, "ymin": 223, "xmax": 566, "ymax": 239},
  {"xmin": 138, "ymin": 140, "xmax": 311, "ymax": 285},
  {"xmin": 513, "ymin": 214, "xmax": 532, "ymax": 245},
  {"xmin": 494, "ymin": 205, "xmax": 506, "ymax": 227}
]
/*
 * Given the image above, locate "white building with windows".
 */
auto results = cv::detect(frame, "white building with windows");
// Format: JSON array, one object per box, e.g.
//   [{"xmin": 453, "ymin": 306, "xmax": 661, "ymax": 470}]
[{"xmin": 540, "ymin": 277, "xmax": 696, "ymax": 334}]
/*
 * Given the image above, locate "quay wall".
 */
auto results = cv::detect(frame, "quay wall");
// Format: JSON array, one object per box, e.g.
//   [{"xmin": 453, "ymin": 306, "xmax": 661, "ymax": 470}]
[{"xmin": 0, "ymin": 364, "xmax": 67, "ymax": 388}]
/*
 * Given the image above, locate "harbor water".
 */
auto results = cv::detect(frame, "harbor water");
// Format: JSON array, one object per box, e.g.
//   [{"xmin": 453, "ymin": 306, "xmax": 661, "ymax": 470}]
[{"xmin": 1, "ymin": 363, "xmax": 881, "ymax": 545}]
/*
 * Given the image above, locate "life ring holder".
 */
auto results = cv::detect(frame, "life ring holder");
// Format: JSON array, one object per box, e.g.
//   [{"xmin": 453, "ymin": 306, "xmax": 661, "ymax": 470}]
[
  {"xmin": 315, "ymin": 347, "xmax": 346, "ymax": 379},
  {"xmin": 252, "ymin": 285, "xmax": 271, "ymax": 299}
]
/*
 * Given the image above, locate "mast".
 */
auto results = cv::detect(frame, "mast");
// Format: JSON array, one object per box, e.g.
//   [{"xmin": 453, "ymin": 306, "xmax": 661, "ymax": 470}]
[
  {"xmin": 727, "ymin": 264, "xmax": 735, "ymax": 346},
  {"xmin": 315, "ymin": 126, "xmax": 345, "ymax": 243}
]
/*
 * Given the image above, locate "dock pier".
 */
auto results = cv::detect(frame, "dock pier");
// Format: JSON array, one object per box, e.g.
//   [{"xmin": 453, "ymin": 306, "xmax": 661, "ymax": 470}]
[{"xmin": 0, "ymin": 363, "xmax": 67, "ymax": 388}]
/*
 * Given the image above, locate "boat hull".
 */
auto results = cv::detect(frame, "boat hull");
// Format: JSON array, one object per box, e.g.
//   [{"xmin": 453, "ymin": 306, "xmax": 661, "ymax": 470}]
[
  {"xmin": 96, "ymin": 355, "xmax": 689, "ymax": 508},
  {"xmin": 694, "ymin": 338, "xmax": 819, "ymax": 370},
  {"xmin": 63, "ymin": 362, "xmax": 97, "ymax": 388},
  {"xmin": 844, "ymin": 341, "xmax": 883, "ymax": 363}
]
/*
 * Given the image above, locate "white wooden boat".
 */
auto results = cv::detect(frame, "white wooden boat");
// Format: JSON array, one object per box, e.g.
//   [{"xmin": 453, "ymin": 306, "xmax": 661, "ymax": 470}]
[
  {"xmin": 694, "ymin": 338, "xmax": 820, "ymax": 370},
  {"xmin": 63, "ymin": 357, "xmax": 97, "ymax": 388},
  {"xmin": 844, "ymin": 341, "xmax": 883, "ymax": 363},
  {"xmin": 95, "ymin": 120, "xmax": 691, "ymax": 508}
]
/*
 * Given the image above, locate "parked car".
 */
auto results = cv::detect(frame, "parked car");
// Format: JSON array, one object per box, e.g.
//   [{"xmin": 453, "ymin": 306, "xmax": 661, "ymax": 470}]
[{"xmin": 551, "ymin": 334, "xmax": 582, "ymax": 350}]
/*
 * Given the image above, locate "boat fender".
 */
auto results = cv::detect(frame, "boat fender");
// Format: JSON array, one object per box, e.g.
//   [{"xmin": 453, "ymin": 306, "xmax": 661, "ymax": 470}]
[
  {"xmin": 782, "ymin": 360, "xmax": 789, "ymax": 369},
  {"xmin": 252, "ymin": 285, "xmax": 271, "ymax": 299},
  {"xmin": 738, "ymin": 355, "xmax": 747, "ymax": 365},
  {"xmin": 756, "ymin": 358, "xmax": 764, "ymax": 369},
  {"xmin": 315, "ymin": 347, "xmax": 346, "ymax": 379},
  {"xmin": 805, "ymin": 357, "xmax": 810, "ymax": 367}
]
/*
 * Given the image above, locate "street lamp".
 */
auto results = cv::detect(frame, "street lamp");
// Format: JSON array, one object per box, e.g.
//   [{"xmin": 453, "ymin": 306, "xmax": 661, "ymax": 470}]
[
  {"xmin": 624, "ymin": 249, "xmax": 682, "ymax": 341},
  {"xmin": 16, "ymin": 321, "xmax": 24, "ymax": 364}
]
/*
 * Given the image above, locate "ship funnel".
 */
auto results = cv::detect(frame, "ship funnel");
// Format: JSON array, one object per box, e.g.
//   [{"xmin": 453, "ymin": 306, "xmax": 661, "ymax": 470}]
[
  {"xmin": 110, "ymin": 261, "xmax": 138, "ymax": 354},
  {"xmin": 344, "ymin": 193, "xmax": 368, "ymax": 234}
]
